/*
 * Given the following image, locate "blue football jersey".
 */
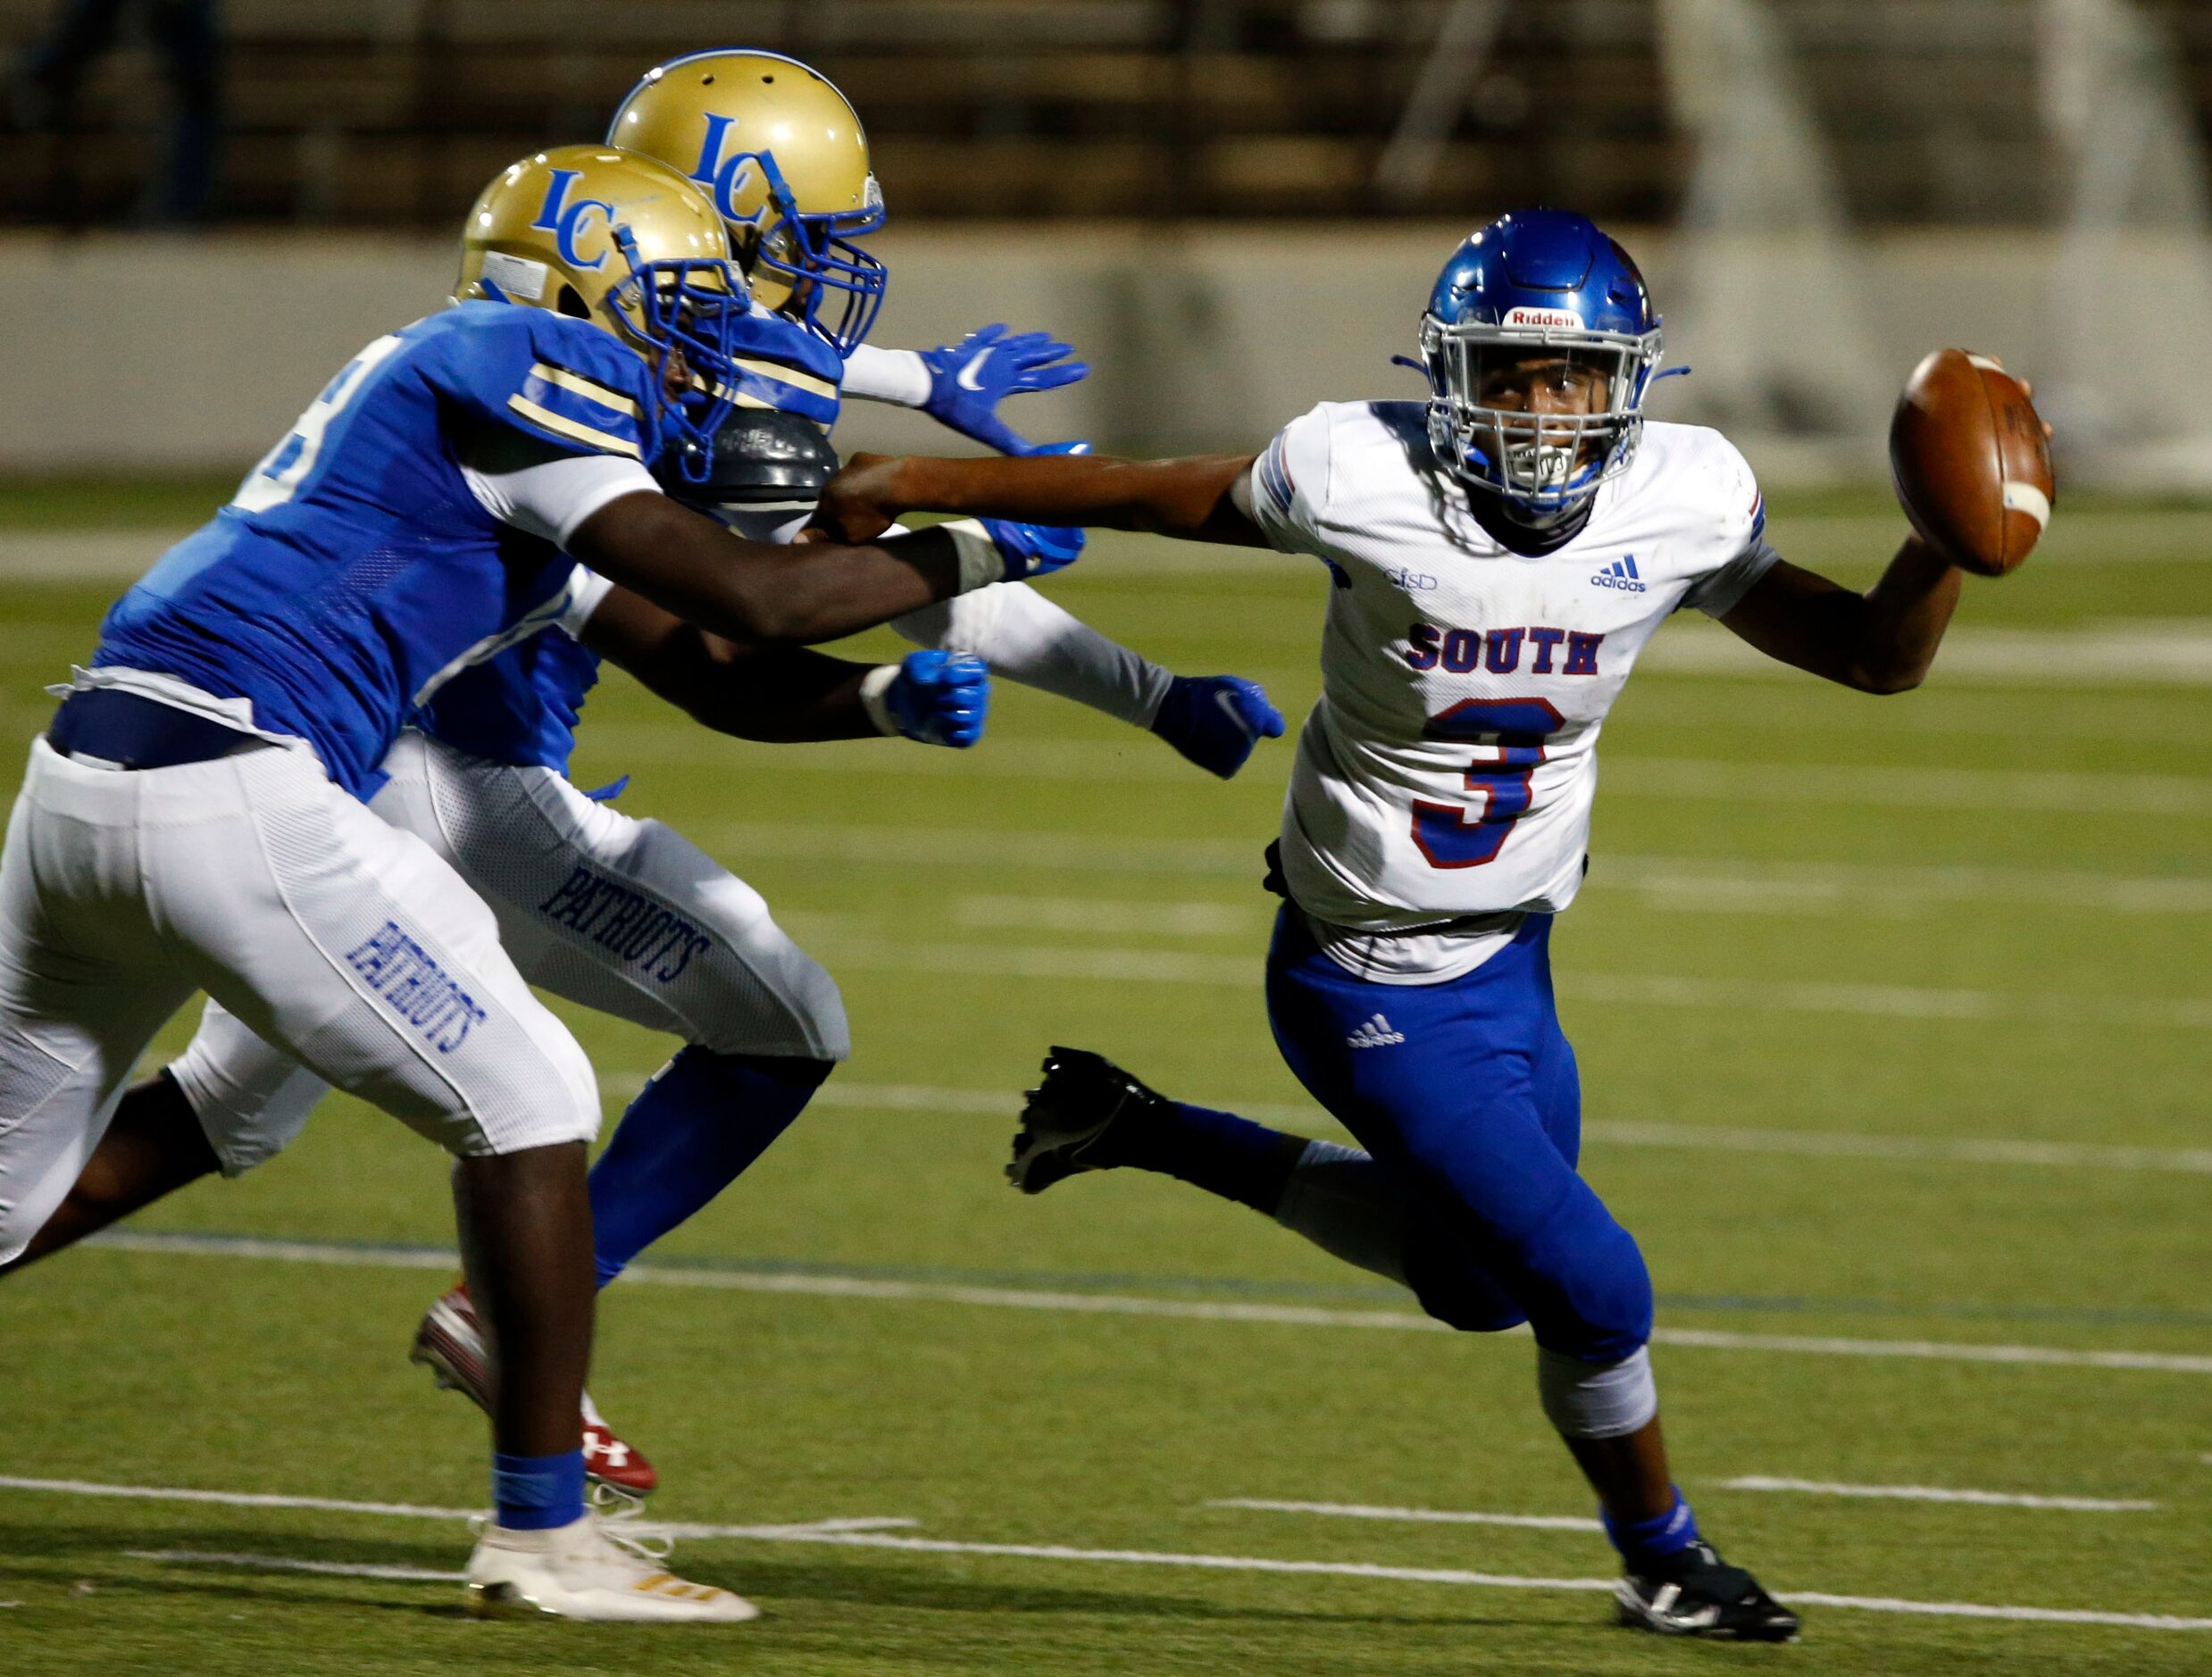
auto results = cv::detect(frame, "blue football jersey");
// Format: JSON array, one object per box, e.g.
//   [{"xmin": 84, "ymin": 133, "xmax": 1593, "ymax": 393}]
[
  {"xmin": 94, "ymin": 303, "xmax": 665, "ymax": 798},
  {"xmin": 418, "ymin": 304, "xmax": 846, "ymax": 772}
]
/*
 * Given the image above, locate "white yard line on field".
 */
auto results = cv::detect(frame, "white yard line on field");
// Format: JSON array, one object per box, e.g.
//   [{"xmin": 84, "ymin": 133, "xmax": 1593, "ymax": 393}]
[
  {"xmin": 1209, "ymin": 1498, "xmax": 1602, "ymax": 1531},
  {"xmin": 1643, "ymin": 620, "xmax": 2212, "ymax": 687},
  {"xmin": 1718, "ymin": 1477, "xmax": 2155, "ymax": 1511},
  {"xmin": 789, "ymin": 935, "xmax": 2212, "ymax": 1031},
  {"xmin": 4, "ymin": 1476, "xmax": 2198, "ymax": 1633},
  {"xmin": 611, "ymin": 731, "xmax": 2212, "ymax": 808},
  {"xmin": 1589, "ymin": 855, "xmax": 2212, "ymax": 917},
  {"xmin": 1601, "ymin": 755, "xmax": 2212, "ymax": 816},
  {"xmin": 951, "ymin": 869, "xmax": 2212, "ymax": 924},
  {"xmin": 0, "ymin": 530, "xmax": 196, "ymax": 581},
  {"xmin": 777, "ymin": 1080, "xmax": 2212, "ymax": 1176},
  {"xmin": 953, "ymin": 895, "xmax": 1259, "ymax": 936},
  {"xmin": 79, "ymin": 1231, "xmax": 2212, "ymax": 1375},
  {"xmin": 705, "ymin": 822, "xmax": 2212, "ymax": 920},
  {"xmin": 128, "ymin": 1548, "xmax": 464, "ymax": 1583}
]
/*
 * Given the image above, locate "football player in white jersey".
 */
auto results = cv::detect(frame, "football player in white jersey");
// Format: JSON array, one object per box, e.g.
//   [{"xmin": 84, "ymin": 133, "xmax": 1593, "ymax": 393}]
[{"xmin": 810, "ymin": 209, "xmax": 2049, "ymax": 1642}]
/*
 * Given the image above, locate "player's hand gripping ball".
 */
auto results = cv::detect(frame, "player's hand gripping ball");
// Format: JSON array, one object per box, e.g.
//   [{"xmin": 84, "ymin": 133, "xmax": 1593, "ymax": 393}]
[{"xmin": 1889, "ymin": 349, "xmax": 2055, "ymax": 576}]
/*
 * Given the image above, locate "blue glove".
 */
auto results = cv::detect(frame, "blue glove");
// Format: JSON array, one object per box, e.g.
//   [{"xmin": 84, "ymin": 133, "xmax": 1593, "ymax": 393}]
[
  {"xmin": 920, "ymin": 323, "xmax": 1089, "ymax": 455},
  {"xmin": 983, "ymin": 518, "xmax": 1085, "ymax": 580},
  {"xmin": 1151, "ymin": 675, "xmax": 1286, "ymax": 780},
  {"xmin": 883, "ymin": 650, "xmax": 990, "ymax": 749}
]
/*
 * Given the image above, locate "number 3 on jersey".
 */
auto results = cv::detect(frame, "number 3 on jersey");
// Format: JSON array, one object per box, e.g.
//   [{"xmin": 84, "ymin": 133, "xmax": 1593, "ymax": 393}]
[{"xmin": 1410, "ymin": 697, "xmax": 1563, "ymax": 869}]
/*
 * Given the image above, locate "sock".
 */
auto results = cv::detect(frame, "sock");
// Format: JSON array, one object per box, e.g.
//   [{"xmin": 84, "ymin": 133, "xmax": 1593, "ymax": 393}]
[
  {"xmin": 1602, "ymin": 1486, "xmax": 1702, "ymax": 1575},
  {"xmin": 588, "ymin": 1047, "xmax": 832, "ymax": 1287},
  {"xmin": 1273, "ymin": 1139, "xmax": 1410, "ymax": 1283},
  {"xmin": 1092, "ymin": 1098, "xmax": 1307, "ymax": 1215},
  {"xmin": 492, "ymin": 1448, "xmax": 586, "ymax": 1531}
]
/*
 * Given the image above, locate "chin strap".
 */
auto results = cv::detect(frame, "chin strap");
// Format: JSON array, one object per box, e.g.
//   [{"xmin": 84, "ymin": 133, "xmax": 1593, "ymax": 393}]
[{"xmin": 1465, "ymin": 483, "xmax": 1594, "ymax": 555}]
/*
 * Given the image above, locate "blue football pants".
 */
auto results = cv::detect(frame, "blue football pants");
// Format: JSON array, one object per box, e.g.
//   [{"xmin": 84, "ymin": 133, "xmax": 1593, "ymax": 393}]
[{"xmin": 1265, "ymin": 907, "xmax": 1653, "ymax": 1363}]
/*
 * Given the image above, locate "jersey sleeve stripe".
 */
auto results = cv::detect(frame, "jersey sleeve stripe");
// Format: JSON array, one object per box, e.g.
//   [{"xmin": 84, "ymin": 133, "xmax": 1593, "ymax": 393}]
[
  {"xmin": 724, "ymin": 371, "xmax": 839, "ymax": 426},
  {"xmin": 727, "ymin": 389, "xmax": 840, "ymax": 431},
  {"xmin": 505, "ymin": 393, "xmax": 643, "ymax": 458},
  {"xmin": 527, "ymin": 363, "xmax": 640, "ymax": 418},
  {"xmin": 1258, "ymin": 434, "xmax": 1298, "ymax": 516},
  {"xmin": 736, "ymin": 356, "xmax": 839, "ymax": 399}
]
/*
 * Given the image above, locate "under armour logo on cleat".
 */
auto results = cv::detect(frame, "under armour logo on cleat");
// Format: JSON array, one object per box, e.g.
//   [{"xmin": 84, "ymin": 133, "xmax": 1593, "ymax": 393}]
[{"xmin": 1345, "ymin": 1013, "xmax": 1406, "ymax": 1048}]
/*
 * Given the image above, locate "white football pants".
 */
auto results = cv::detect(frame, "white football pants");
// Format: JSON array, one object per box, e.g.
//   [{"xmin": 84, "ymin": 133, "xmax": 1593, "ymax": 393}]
[
  {"xmin": 0, "ymin": 735, "xmax": 600, "ymax": 1264},
  {"xmin": 170, "ymin": 730, "xmax": 847, "ymax": 1175}
]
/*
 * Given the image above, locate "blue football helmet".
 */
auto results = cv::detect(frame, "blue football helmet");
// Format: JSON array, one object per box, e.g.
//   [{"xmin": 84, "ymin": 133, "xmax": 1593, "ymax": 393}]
[{"xmin": 1419, "ymin": 209, "xmax": 1664, "ymax": 525}]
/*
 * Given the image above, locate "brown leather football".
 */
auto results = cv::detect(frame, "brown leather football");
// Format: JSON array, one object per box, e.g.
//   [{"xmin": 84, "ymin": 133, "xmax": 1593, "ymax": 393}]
[{"xmin": 1889, "ymin": 349, "xmax": 2054, "ymax": 576}]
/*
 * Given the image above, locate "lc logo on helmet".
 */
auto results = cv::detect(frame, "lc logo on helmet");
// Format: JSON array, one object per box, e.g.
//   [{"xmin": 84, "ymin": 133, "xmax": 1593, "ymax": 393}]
[
  {"xmin": 689, "ymin": 114, "xmax": 766, "ymax": 226},
  {"xmin": 531, "ymin": 169, "xmax": 615, "ymax": 271}
]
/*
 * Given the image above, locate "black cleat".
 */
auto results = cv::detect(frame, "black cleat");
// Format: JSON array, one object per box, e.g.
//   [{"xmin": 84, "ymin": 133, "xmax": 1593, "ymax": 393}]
[
  {"xmin": 1007, "ymin": 1047, "xmax": 1171, "ymax": 1194},
  {"xmin": 1615, "ymin": 1541, "xmax": 1801, "ymax": 1641}
]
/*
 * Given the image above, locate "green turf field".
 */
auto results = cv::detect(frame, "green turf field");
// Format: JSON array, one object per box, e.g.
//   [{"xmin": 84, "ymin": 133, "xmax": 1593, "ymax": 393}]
[{"xmin": 1, "ymin": 490, "xmax": 2208, "ymax": 1675}]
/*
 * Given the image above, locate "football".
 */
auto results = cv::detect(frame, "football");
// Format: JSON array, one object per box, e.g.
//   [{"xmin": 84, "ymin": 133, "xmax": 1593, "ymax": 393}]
[{"xmin": 1889, "ymin": 348, "xmax": 2056, "ymax": 576}]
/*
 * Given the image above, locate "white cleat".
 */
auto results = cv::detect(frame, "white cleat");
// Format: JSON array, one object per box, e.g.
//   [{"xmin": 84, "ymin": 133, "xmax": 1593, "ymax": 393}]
[{"xmin": 464, "ymin": 1512, "xmax": 759, "ymax": 1623}]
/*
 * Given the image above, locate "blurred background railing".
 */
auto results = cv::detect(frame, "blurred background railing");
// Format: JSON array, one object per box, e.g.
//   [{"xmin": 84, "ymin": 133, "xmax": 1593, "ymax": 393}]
[
  {"xmin": 4, "ymin": 1, "xmax": 2211, "ymax": 487},
  {"xmin": 10, "ymin": 0, "xmax": 2211, "ymax": 229}
]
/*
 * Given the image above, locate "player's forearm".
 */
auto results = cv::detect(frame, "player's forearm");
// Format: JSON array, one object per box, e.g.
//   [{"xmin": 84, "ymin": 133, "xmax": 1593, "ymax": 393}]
[
  {"xmin": 582, "ymin": 594, "xmax": 881, "ymax": 740},
  {"xmin": 682, "ymin": 649, "xmax": 881, "ymax": 743},
  {"xmin": 571, "ymin": 493, "xmax": 972, "ymax": 644},
  {"xmin": 889, "ymin": 583, "xmax": 1171, "ymax": 726},
  {"xmin": 1723, "ymin": 539, "xmax": 1961, "ymax": 695},
  {"xmin": 851, "ymin": 453, "xmax": 1263, "ymax": 544},
  {"xmin": 1848, "ymin": 536, "xmax": 1963, "ymax": 693}
]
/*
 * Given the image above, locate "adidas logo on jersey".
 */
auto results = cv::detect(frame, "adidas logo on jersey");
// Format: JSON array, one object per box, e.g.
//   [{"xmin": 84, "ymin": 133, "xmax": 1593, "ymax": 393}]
[
  {"xmin": 1590, "ymin": 555, "xmax": 1647, "ymax": 593},
  {"xmin": 1345, "ymin": 1013, "xmax": 1406, "ymax": 1048}
]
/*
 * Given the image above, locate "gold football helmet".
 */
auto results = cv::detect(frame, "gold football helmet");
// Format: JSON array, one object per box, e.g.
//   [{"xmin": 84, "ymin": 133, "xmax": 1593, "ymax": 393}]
[
  {"xmin": 456, "ymin": 145, "xmax": 747, "ymax": 479},
  {"xmin": 608, "ymin": 49, "xmax": 887, "ymax": 353}
]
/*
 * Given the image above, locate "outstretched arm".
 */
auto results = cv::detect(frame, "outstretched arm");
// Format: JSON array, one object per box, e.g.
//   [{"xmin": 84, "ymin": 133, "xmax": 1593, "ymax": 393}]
[
  {"xmin": 890, "ymin": 584, "xmax": 1171, "ymax": 726},
  {"xmin": 846, "ymin": 326, "xmax": 1089, "ymax": 456},
  {"xmin": 569, "ymin": 491, "xmax": 979, "ymax": 645},
  {"xmin": 580, "ymin": 586, "xmax": 883, "ymax": 739},
  {"xmin": 1716, "ymin": 537, "xmax": 1962, "ymax": 695},
  {"xmin": 814, "ymin": 451, "xmax": 1273, "ymax": 547},
  {"xmin": 581, "ymin": 586, "xmax": 988, "ymax": 747}
]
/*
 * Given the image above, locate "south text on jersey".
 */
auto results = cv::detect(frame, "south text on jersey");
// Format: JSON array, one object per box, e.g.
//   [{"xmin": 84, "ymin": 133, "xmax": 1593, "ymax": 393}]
[{"xmin": 1403, "ymin": 623, "xmax": 1605, "ymax": 677}]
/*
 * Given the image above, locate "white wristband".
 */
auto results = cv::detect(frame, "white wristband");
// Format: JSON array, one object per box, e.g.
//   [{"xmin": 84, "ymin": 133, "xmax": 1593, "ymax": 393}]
[
  {"xmin": 941, "ymin": 519, "xmax": 1010, "ymax": 593},
  {"xmin": 857, "ymin": 663, "xmax": 903, "ymax": 737}
]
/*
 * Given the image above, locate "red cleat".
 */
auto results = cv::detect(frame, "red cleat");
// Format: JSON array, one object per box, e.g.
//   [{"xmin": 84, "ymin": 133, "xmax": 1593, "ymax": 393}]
[{"xmin": 410, "ymin": 1286, "xmax": 659, "ymax": 1499}]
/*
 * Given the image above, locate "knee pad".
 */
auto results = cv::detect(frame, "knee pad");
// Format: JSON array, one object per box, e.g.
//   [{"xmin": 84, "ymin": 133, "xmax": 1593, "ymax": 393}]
[{"xmin": 1537, "ymin": 1344, "xmax": 1658, "ymax": 1439}]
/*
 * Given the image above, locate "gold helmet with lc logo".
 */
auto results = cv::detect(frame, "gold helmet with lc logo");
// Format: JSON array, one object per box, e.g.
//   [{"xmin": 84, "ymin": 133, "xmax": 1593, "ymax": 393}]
[
  {"xmin": 608, "ymin": 49, "xmax": 887, "ymax": 353},
  {"xmin": 455, "ymin": 145, "xmax": 747, "ymax": 480}
]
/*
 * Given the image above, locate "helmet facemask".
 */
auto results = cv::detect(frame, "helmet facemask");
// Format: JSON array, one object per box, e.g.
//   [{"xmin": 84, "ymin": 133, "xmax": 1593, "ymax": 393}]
[
  {"xmin": 1421, "ymin": 315, "xmax": 1661, "ymax": 528},
  {"xmin": 601, "ymin": 228, "xmax": 746, "ymax": 484},
  {"xmin": 739, "ymin": 152, "xmax": 887, "ymax": 355}
]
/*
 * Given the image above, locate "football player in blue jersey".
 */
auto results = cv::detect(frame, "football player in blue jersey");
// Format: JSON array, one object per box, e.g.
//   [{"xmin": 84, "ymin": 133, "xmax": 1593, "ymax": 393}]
[
  {"xmin": 18, "ymin": 54, "xmax": 1287, "ymax": 1509},
  {"xmin": 610, "ymin": 46, "xmax": 1285, "ymax": 780},
  {"xmin": 0, "ymin": 146, "xmax": 1093, "ymax": 1623}
]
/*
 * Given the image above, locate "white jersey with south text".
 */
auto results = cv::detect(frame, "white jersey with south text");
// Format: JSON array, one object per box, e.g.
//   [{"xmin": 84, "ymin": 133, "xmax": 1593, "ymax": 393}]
[{"xmin": 1246, "ymin": 401, "xmax": 1776, "ymax": 981}]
